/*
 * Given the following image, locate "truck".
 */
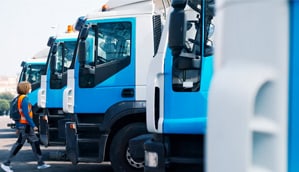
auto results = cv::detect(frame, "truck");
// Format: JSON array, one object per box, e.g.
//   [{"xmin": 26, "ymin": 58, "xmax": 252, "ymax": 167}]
[
  {"xmin": 8, "ymin": 48, "xmax": 48, "ymax": 128},
  {"xmin": 37, "ymin": 26, "xmax": 78, "ymax": 147},
  {"xmin": 62, "ymin": 0, "xmax": 166, "ymax": 171},
  {"xmin": 207, "ymin": 0, "xmax": 299, "ymax": 171},
  {"xmin": 144, "ymin": 0, "xmax": 215, "ymax": 171}
]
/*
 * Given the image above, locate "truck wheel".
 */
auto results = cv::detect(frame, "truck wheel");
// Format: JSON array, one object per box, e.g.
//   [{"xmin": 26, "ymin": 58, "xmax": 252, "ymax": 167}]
[{"xmin": 110, "ymin": 122, "xmax": 147, "ymax": 172}]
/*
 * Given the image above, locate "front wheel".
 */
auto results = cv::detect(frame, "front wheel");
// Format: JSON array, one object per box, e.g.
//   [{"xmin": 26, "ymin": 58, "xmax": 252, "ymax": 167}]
[{"xmin": 110, "ymin": 122, "xmax": 147, "ymax": 172}]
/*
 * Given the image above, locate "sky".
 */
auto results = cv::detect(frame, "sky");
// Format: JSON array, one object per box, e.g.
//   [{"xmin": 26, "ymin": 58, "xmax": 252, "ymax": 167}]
[{"xmin": 0, "ymin": 0, "xmax": 106, "ymax": 77}]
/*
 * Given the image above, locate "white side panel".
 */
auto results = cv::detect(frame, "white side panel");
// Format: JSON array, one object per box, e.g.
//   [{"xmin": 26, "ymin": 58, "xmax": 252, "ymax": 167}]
[
  {"xmin": 146, "ymin": 9, "xmax": 169, "ymax": 133},
  {"xmin": 55, "ymin": 32, "xmax": 78, "ymax": 39},
  {"xmin": 107, "ymin": 0, "xmax": 152, "ymax": 11},
  {"xmin": 32, "ymin": 47, "xmax": 50, "ymax": 59},
  {"xmin": 135, "ymin": 15, "xmax": 155, "ymax": 100},
  {"xmin": 37, "ymin": 75, "xmax": 47, "ymax": 108},
  {"xmin": 87, "ymin": 0, "xmax": 153, "ymax": 19},
  {"xmin": 63, "ymin": 69, "xmax": 75, "ymax": 113},
  {"xmin": 207, "ymin": 0, "xmax": 289, "ymax": 172}
]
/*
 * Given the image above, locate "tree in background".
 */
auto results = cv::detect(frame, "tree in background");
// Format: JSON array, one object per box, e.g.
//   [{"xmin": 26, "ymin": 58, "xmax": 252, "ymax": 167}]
[
  {"xmin": 0, "ymin": 92, "xmax": 15, "ymax": 116},
  {"xmin": 0, "ymin": 92, "xmax": 15, "ymax": 100},
  {"xmin": 0, "ymin": 99, "xmax": 9, "ymax": 115}
]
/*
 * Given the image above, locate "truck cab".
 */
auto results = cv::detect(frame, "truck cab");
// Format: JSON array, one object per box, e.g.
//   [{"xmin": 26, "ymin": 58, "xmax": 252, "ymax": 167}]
[
  {"xmin": 37, "ymin": 27, "xmax": 78, "ymax": 146},
  {"xmin": 145, "ymin": 0, "xmax": 214, "ymax": 171},
  {"xmin": 63, "ymin": 0, "xmax": 165, "ymax": 171},
  {"xmin": 13, "ymin": 48, "xmax": 48, "ymax": 128}
]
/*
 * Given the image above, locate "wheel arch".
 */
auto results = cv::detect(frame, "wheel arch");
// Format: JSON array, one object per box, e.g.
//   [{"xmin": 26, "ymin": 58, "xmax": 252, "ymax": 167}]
[{"xmin": 102, "ymin": 101, "xmax": 146, "ymax": 161}]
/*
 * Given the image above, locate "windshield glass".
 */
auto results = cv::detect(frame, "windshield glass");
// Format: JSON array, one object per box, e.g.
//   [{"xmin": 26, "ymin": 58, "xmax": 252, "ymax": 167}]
[
  {"xmin": 53, "ymin": 41, "xmax": 76, "ymax": 73},
  {"xmin": 19, "ymin": 64, "xmax": 44, "ymax": 84}
]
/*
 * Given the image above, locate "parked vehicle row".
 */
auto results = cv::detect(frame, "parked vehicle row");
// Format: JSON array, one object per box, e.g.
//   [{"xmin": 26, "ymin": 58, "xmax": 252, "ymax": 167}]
[
  {"xmin": 11, "ymin": 0, "xmax": 214, "ymax": 171},
  {"xmin": 11, "ymin": 0, "xmax": 297, "ymax": 171}
]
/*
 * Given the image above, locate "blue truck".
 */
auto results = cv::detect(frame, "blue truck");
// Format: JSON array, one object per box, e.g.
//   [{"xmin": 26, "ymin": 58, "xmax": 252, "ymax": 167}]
[
  {"xmin": 207, "ymin": 0, "xmax": 299, "ymax": 171},
  {"xmin": 8, "ymin": 49, "xmax": 48, "ymax": 128},
  {"xmin": 37, "ymin": 27, "xmax": 78, "ymax": 146},
  {"xmin": 144, "ymin": 0, "xmax": 215, "ymax": 171},
  {"xmin": 62, "ymin": 0, "xmax": 167, "ymax": 171}
]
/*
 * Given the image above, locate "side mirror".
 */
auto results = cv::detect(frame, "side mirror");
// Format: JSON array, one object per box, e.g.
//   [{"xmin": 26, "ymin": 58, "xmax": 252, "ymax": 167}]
[
  {"xmin": 47, "ymin": 36, "xmax": 56, "ymax": 47},
  {"xmin": 171, "ymin": 0, "xmax": 187, "ymax": 8},
  {"xmin": 207, "ymin": 0, "xmax": 215, "ymax": 17},
  {"xmin": 75, "ymin": 16, "xmax": 86, "ymax": 31},
  {"xmin": 79, "ymin": 25, "xmax": 89, "ymax": 40},
  {"xmin": 20, "ymin": 61, "xmax": 26, "ymax": 67},
  {"xmin": 78, "ymin": 40, "xmax": 87, "ymax": 65},
  {"xmin": 168, "ymin": 8, "xmax": 186, "ymax": 56},
  {"xmin": 169, "ymin": 0, "xmax": 187, "ymax": 56},
  {"xmin": 50, "ymin": 54, "xmax": 56, "ymax": 73},
  {"xmin": 51, "ymin": 43, "xmax": 58, "ymax": 54},
  {"xmin": 50, "ymin": 43, "xmax": 58, "ymax": 72},
  {"xmin": 78, "ymin": 24, "xmax": 89, "ymax": 65}
]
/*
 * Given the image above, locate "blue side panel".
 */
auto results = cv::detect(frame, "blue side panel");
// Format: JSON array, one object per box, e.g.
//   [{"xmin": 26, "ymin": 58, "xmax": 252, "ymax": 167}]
[
  {"xmin": 201, "ymin": 56, "xmax": 213, "ymax": 92},
  {"xmin": 163, "ymin": 47, "xmax": 213, "ymax": 134},
  {"xmin": 74, "ymin": 18, "xmax": 136, "ymax": 113},
  {"xmin": 74, "ymin": 86, "xmax": 135, "ymax": 113},
  {"xmin": 288, "ymin": 1, "xmax": 299, "ymax": 172},
  {"xmin": 56, "ymin": 38, "xmax": 77, "ymax": 42},
  {"xmin": 46, "ymin": 87, "xmax": 65, "ymax": 108},
  {"xmin": 27, "ymin": 89, "xmax": 39, "ymax": 106}
]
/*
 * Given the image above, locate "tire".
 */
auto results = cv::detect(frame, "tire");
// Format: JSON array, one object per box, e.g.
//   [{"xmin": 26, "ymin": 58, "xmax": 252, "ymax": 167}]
[{"xmin": 110, "ymin": 122, "xmax": 147, "ymax": 172}]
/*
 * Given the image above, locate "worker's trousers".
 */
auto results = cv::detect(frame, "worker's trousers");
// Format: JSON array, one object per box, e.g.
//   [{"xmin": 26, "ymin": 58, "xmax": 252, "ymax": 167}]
[{"xmin": 3, "ymin": 125, "xmax": 44, "ymax": 166}]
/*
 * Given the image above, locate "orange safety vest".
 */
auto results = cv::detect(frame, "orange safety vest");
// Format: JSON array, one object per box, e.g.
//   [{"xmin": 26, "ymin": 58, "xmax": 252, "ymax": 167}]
[{"xmin": 17, "ymin": 95, "xmax": 33, "ymax": 124}]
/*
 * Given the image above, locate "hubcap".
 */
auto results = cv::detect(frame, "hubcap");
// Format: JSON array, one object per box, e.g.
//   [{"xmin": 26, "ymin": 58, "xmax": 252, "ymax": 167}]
[{"xmin": 126, "ymin": 148, "xmax": 144, "ymax": 169}]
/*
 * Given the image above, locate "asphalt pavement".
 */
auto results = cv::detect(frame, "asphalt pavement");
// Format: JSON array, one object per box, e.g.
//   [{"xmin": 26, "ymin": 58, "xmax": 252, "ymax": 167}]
[{"xmin": 0, "ymin": 115, "xmax": 113, "ymax": 172}]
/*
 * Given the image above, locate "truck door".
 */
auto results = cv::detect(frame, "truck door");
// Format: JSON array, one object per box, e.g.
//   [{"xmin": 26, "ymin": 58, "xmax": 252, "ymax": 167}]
[
  {"xmin": 163, "ymin": 3, "xmax": 214, "ymax": 134},
  {"xmin": 74, "ymin": 18, "xmax": 136, "ymax": 113},
  {"xmin": 47, "ymin": 40, "xmax": 76, "ymax": 107}
]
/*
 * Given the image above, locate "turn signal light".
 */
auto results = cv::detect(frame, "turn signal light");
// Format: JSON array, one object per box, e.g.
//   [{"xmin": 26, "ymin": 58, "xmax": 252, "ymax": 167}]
[
  {"xmin": 69, "ymin": 123, "xmax": 76, "ymax": 130},
  {"xmin": 102, "ymin": 4, "xmax": 109, "ymax": 11},
  {"xmin": 66, "ymin": 25, "xmax": 74, "ymax": 33}
]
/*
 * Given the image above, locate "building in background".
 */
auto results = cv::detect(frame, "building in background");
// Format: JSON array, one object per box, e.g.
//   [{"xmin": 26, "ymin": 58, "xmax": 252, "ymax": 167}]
[{"xmin": 0, "ymin": 76, "xmax": 18, "ymax": 95}]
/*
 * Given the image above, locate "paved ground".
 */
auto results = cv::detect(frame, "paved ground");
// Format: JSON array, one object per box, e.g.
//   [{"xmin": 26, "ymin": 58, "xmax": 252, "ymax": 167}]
[{"xmin": 0, "ymin": 116, "xmax": 113, "ymax": 172}]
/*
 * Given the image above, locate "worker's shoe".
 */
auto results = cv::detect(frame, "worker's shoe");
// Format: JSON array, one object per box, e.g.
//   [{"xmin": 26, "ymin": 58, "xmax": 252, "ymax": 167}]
[
  {"xmin": 1, "ymin": 163, "xmax": 13, "ymax": 172},
  {"xmin": 37, "ymin": 163, "xmax": 51, "ymax": 170}
]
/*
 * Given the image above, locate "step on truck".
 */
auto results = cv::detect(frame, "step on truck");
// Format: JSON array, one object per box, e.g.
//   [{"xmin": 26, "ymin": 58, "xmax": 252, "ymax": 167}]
[
  {"xmin": 8, "ymin": 48, "xmax": 48, "ymax": 128},
  {"xmin": 37, "ymin": 26, "xmax": 78, "ymax": 147},
  {"xmin": 145, "ymin": 0, "xmax": 215, "ymax": 171},
  {"xmin": 62, "ymin": 0, "xmax": 166, "ymax": 171},
  {"xmin": 207, "ymin": 0, "xmax": 299, "ymax": 171}
]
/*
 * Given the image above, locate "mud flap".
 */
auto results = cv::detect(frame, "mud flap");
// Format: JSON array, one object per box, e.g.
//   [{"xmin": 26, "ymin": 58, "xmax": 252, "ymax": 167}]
[
  {"xmin": 65, "ymin": 122, "xmax": 79, "ymax": 165},
  {"xmin": 39, "ymin": 115, "xmax": 49, "ymax": 146},
  {"xmin": 129, "ymin": 134, "xmax": 152, "ymax": 160},
  {"xmin": 58, "ymin": 119, "xmax": 71, "ymax": 139}
]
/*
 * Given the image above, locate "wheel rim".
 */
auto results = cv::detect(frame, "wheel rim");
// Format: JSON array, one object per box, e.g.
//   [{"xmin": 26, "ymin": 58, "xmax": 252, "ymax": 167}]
[{"xmin": 126, "ymin": 148, "xmax": 144, "ymax": 169}]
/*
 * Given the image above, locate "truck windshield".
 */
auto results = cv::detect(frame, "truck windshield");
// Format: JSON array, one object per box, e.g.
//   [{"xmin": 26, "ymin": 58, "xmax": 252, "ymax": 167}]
[
  {"xmin": 172, "ymin": 1, "xmax": 214, "ymax": 92},
  {"xmin": 19, "ymin": 64, "xmax": 45, "ymax": 90},
  {"xmin": 19, "ymin": 64, "xmax": 44, "ymax": 84},
  {"xmin": 53, "ymin": 41, "xmax": 76, "ymax": 73},
  {"xmin": 78, "ymin": 21, "xmax": 132, "ymax": 88},
  {"xmin": 88, "ymin": 22, "xmax": 131, "ymax": 65}
]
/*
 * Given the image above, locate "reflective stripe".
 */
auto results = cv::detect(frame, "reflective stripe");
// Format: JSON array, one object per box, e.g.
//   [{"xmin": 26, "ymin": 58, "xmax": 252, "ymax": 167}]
[{"xmin": 17, "ymin": 95, "xmax": 33, "ymax": 124}]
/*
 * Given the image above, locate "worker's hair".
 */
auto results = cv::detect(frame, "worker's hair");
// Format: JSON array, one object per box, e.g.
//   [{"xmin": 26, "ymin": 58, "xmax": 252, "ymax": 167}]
[{"xmin": 17, "ymin": 81, "xmax": 32, "ymax": 95}]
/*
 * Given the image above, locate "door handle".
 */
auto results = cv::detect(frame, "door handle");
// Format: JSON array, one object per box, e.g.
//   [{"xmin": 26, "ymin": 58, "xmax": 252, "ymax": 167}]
[{"xmin": 121, "ymin": 88, "xmax": 134, "ymax": 98}]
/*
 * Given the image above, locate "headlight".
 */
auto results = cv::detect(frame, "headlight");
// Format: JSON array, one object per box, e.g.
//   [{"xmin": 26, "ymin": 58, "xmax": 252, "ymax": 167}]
[{"xmin": 145, "ymin": 151, "xmax": 158, "ymax": 167}]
